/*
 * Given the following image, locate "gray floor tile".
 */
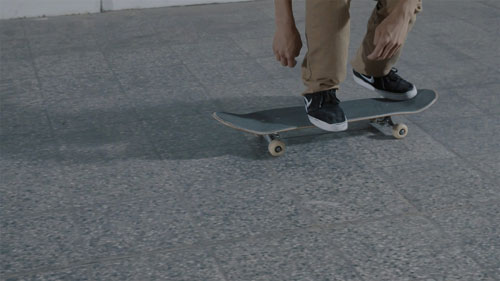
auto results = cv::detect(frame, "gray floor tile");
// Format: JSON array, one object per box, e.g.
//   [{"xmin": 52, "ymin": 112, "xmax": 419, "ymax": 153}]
[
  {"xmin": 94, "ymin": 27, "xmax": 158, "ymax": 51},
  {"xmin": 413, "ymin": 59, "xmax": 498, "ymax": 91},
  {"xmin": 0, "ymin": 160, "xmax": 73, "ymax": 217},
  {"xmin": 213, "ymin": 230, "xmax": 363, "ymax": 281},
  {"xmin": 468, "ymin": 152, "xmax": 500, "ymax": 178},
  {"xmin": 453, "ymin": 36, "xmax": 500, "ymax": 70},
  {"xmin": 55, "ymin": 121, "xmax": 157, "ymax": 163},
  {"xmin": 104, "ymin": 44, "xmax": 182, "ymax": 74},
  {"xmin": 170, "ymin": 154, "xmax": 280, "ymax": 190},
  {"xmin": 0, "ymin": 59, "xmax": 36, "ymax": 81},
  {"xmin": 233, "ymin": 36, "xmax": 276, "ymax": 59},
  {"xmin": 455, "ymin": 83, "xmax": 500, "ymax": 115},
  {"xmin": 0, "ymin": 101, "xmax": 49, "ymax": 136},
  {"xmin": 45, "ymin": 93, "xmax": 136, "ymax": 132},
  {"xmin": 226, "ymin": 20, "xmax": 275, "ymax": 41},
  {"xmin": 0, "ymin": 78, "xmax": 40, "ymax": 102},
  {"xmin": 171, "ymin": 40, "xmax": 250, "ymax": 65},
  {"xmin": 381, "ymin": 158, "xmax": 500, "ymax": 212},
  {"xmin": 39, "ymin": 72, "xmax": 122, "ymax": 101},
  {"xmin": 182, "ymin": 7, "xmax": 270, "ymax": 37},
  {"xmin": 72, "ymin": 196, "xmax": 202, "ymax": 258},
  {"xmin": 435, "ymin": 0, "xmax": 499, "ymax": 22},
  {"xmin": 23, "ymin": 16, "xmax": 97, "ymax": 38},
  {"xmin": 461, "ymin": 11, "xmax": 499, "ymax": 34},
  {"xmin": 9, "ymin": 250, "xmax": 224, "ymax": 281},
  {"xmin": 28, "ymin": 32, "xmax": 99, "ymax": 57},
  {"xmin": 1, "ymin": 1, "xmax": 499, "ymax": 279},
  {"xmin": 417, "ymin": 115, "xmax": 500, "ymax": 156},
  {"xmin": 400, "ymin": 32, "xmax": 474, "ymax": 71},
  {"xmin": 34, "ymin": 51, "xmax": 110, "ymax": 77},
  {"xmin": 146, "ymin": 7, "xmax": 236, "ymax": 44},
  {"xmin": 207, "ymin": 77, "xmax": 304, "ymax": 101},
  {"xmin": 0, "ymin": 78, "xmax": 48, "ymax": 135},
  {"xmin": 141, "ymin": 112, "xmax": 255, "ymax": 159},
  {"xmin": 0, "ymin": 19, "xmax": 25, "ymax": 41},
  {"xmin": 283, "ymin": 169, "xmax": 415, "ymax": 224},
  {"xmin": 0, "ymin": 134, "xmax": 59, "ymax": 161},
  {"xmin": 92, "ymin": 12, "xmax": 157, "ymax": 48},
  {"xmin": 430, "ymin": 203, "xmax": 500, "ymax": 278},
  {"xmin": 53, "ymin": 160, "xmax": 182, "ymax": 206},
  {"xmin": 123, "ymin": 81, "xmax": 217, "ymax": 119},
  {"xmin": 185, "ymin": 59, "xmax": 272, "ymax": 88},
  {"xmin": 5, "ymin": 266, "xmax": 92, "ymax": 281},
  {"xmin": 0, "ymin": 38, "xmax": 31, "ymax": 61},
  {"xmin": 400, "ymin": 22, "xmax": 500, "ymax": 88},
  {"xmin": 115, "ymin": 64, "xmax": 197, "ymax": 91},
  {"xmin": 478, "ymin": 0, "xmax": 500, "ymax": 9},
  {"xmin": 156, "ymin": 26, "xmax": 230, "ymax": 46},
  {"xmin": 329, "ymin": 216, "xmax": 494, "ymax": 281},
  {"xmin": 0, "ymin": 213, "xmax": 83, "ymax": 275},
  {"xmin": 406, "ymin": 89, "xmax": 483, "ymax": 123},
  {"xmin": 97, "ymin": 30, "xmax": 161, "ymax": 51},
  {"xmin": 0, "ymin": 159, "xmax": 184, "ymax": 217},
  {"xmin": 185, "ymin": 178, "xmax": 311, "ymax": 241}
]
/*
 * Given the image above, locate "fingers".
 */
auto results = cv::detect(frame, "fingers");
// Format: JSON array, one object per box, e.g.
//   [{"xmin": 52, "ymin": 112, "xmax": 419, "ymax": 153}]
[
  {"xmin": 380, "ymin": 43, "xmax": 394, "ymax": 60},
  {"xmin": 387, "ymin": 43, "xmax": 401, "ymax": 60},
  {"xmin": 275, "ymin": 52, "xmax": 297, "ymax": 68},
  {"xmin": 275, "ymin": 52, "xmax": 287, "ymax": 67},
  {"xmin": 279, "ymin": 54, "xmax": 288, "ymax": 67},
  {"xmin": 368, "ymin": 31, "xmax": 381, "ymax": 60},
  {"xmin": 367, "ymin": 41, "xmax": 385, "ymax": 60},
  {"xmin": 368, "ymin": 39, "xmax": 402, "ymax": 61}
]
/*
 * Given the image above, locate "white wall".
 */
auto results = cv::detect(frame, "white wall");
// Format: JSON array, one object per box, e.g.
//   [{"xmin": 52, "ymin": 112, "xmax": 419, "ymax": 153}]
[
  {"xmin": 102, "ymin": 0, "xmax": 251, "ymax": 11},
  {"xmin": 0, "ymin": 0, "xmax": 101, "ymax": 19},
  {"xmin": 0, "ymin": 0, "xmax": 252, "ymax": 20}
]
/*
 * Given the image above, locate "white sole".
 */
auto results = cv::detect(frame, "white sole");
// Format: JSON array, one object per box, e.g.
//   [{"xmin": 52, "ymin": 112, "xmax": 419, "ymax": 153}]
[
  {"xmin": 353, "ymin": 73, "xmax": 418, "ymax": 100},
  {"xmin": 308, "ymin": 115, "xmax": 348, "ymax": 132}
]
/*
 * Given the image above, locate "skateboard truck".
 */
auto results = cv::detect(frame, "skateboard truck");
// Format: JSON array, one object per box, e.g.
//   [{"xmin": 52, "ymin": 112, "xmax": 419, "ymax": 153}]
[
  {"xmin": 263, "ymin": 134, "xmax": 286, "ymax": 157},
  {"xmin": 370, "ymin": 116, "xmax": 408, "ymax": 139}
]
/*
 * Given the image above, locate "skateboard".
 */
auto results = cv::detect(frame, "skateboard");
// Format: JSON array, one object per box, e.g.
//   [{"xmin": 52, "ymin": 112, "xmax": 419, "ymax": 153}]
[{"xmin": 213, "ymin": 89, "xmax": 437, "ymax": 157}]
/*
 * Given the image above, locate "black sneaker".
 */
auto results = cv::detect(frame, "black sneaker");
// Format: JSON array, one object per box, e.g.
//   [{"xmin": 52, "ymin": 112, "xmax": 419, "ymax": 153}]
[
  {"xmin": 303, "ymin": 89, "xmax": 348, "ymax": 132},
  {"xmin": 353, "ymin": 68, "xmax": 417, "ymax": 100}
]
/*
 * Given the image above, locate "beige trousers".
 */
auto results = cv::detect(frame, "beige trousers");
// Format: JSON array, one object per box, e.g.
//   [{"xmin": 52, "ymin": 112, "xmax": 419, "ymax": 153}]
[{"xmin": 301, "ymin": 0, "xmax": 422, "ymax": 95}]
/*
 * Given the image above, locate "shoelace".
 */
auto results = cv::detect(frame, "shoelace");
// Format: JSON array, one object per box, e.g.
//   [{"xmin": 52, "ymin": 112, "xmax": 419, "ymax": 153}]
[
  {"xmin": 388, "ymin": 67, "xmax": 401, "ymax": 82},
  {"xmin": 307, "ymin": 90, "xmax": 339, "ymax": 110}
]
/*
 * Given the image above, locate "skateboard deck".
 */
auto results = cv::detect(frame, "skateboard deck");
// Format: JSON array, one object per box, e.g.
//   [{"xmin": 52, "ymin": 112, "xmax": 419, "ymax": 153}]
[{"xmin": 213, "ymin": 89, "xmax": 437, "ymax": 156}]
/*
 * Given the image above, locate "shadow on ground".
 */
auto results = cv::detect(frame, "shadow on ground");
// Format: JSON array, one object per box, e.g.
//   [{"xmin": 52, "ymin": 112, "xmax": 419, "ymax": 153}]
[{"xmin": 2, "ymin": 95, "xmax": 384, "ymax": 162}]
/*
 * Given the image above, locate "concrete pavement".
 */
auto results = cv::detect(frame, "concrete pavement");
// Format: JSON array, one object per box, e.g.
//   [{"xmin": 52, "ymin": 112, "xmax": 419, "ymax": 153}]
[{"xmin": 1, "ymin": 0, "xmax": 499, "ymax": 280}]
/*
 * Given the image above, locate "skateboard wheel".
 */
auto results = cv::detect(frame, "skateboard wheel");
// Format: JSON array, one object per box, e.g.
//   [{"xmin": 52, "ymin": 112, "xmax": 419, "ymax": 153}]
[
  {"xmin": 268, "ymin": 139, "xmax": 286, "ymax": 157},
  {"xmin": 392, "ymin": 123, "xmax": 408, "ymax": 139}
]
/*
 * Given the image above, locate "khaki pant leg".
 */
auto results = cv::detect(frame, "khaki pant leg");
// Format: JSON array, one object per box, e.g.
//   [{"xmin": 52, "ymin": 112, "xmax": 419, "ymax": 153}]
[
  {"xmin": 301, "ymin": 0, "xmax": 351, "ymax": 95},
  {"xmin": 351, "ymin": 0, "xmax": 422, "ymax": 77}
]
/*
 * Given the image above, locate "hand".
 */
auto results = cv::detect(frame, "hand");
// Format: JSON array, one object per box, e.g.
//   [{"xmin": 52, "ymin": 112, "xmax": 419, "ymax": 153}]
[
  {"xmin": 367, "ymin": 10, "xmax": 410, "ymax": 61},
  {"xmin": 273, "ymin": 24, "xmax": 302, "ymax": 68}
]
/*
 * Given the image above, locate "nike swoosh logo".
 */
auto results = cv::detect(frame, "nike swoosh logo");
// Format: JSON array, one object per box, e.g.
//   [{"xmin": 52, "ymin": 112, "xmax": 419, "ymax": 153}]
[
  {"xmin": 361, "ymin": 74, "xmax": 375, "ymax": 84},
  {"xmin": 304, "ymin": 97, "xmax": 312, "ymax": 112}
]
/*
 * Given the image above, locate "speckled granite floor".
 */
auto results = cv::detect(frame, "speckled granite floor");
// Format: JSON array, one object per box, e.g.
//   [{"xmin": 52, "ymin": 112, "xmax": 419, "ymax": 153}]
[{"xmin": 1, "ymin": 0, "xmax": 499, "ymax": 280}]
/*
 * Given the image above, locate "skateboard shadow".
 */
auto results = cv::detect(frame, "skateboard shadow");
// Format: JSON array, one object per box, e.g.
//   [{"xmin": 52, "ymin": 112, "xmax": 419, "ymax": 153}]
[{"xmin": 2, "ymin": 95, "xmax": 387, "ymax": 163}]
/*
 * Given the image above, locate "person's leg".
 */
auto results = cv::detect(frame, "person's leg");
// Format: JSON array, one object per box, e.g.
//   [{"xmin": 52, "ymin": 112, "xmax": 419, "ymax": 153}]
[
  {"xmin": 301, "ymin": 0, "xmax": 351, "ymax": 95},
  {"xmin": 351, "ymin": 0, "xmax": 422, "ymax": 77}
]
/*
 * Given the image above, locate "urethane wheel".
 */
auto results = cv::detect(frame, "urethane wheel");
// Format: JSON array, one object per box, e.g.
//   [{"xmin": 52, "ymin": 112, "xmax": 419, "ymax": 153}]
[
  {"xmin": 392, "ymin": 123, "xmax": 408, "ymax": 139},
  {"xmin": 268, "ymin": 139, "xmax": 286, "ymax": 157}
]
